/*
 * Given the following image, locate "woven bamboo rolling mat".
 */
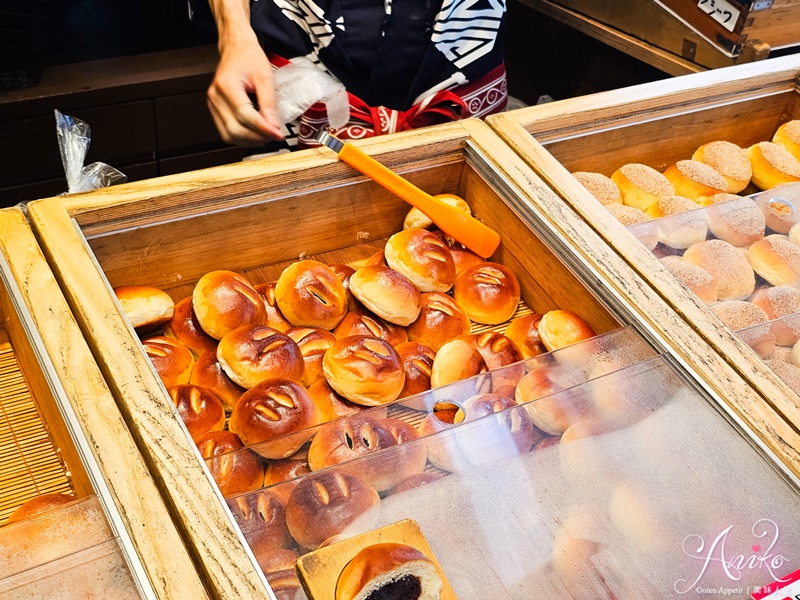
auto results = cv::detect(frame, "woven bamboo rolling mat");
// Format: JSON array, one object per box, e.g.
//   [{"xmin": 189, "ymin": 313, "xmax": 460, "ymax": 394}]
[{"xmin": 0, "ymin": 343, "xmax": 72, "ymax": 524}]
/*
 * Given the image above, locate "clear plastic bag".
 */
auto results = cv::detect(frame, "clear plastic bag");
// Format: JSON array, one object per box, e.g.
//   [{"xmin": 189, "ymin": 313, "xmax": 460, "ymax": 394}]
[
  {"xmin": 55, "ymin": 110, "xmax": 127, "ymax": 194},
  {"xmin": 273, "ymin": 57, "xmax": 349, "ymax": 129}
]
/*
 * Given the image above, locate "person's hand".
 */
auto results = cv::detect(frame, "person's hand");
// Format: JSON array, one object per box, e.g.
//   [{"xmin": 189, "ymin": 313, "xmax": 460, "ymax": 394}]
[{"xmin": 208, "ymin": 36, "xmax": 284, "ymax": 147}]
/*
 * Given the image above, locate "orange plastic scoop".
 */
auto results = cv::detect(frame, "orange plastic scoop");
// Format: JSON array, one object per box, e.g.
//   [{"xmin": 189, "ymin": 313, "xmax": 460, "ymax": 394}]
[{"xmin": 316, "ymin": 131, "xmax": 501, "ymax": 258}]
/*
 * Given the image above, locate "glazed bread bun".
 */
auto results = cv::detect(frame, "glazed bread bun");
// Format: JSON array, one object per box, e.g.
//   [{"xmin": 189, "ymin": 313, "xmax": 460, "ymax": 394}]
[
  {"xmin": 308, "ymin": 378, "xmax": 372, "ymax": 424},
  {"xmin": 683, "ymin": 239, "xmax": 755, "ymax": 300},
  {"xmin": 572, "ymin": 171, "xmax": 622, "ymax": 206},
  {"xmin": 195, "ymin": 431, "xmax": 265, "ymax": 498},
  {"xmin": 286, "ymin": 326, "xmax": 337, "ymax": 387},
  {"xmin": 7, "ymin": 493, "xmax": 76, "ymax": 524},
  {"xmin": 329, "ymin": 264, "xmax": 360, "ymax": 311},
  {"xmin": 457, "ymin": 394, "xmax": 537, "ymax": 465},
  {"xmin": 428, "ymin": 230, "xmax": 486, "ymax": 276},
  {"xmin": 285, "ymin": 471, "xmax": 380, "ymax": 549},
  {"xmin": 308, "ymin": 416, "xmax": 426, "ymax": 491},
  {"xmin": 692, "ymin": 141, "xmax": 753, "ymax": 193},
  {"xmin": 168, "ymin": 384, "xmax": 225, "ymax": 439},
  {"xmin": 751, "ymin": 286, "xmax": 800, "ymax": 346},
  {"xmin": 114, "ymin": 285, "xmax": 174, "ymax": 333},
  {"xmin": 747, "ymin": 234, "xmax": 800, "ymax": 287},
  {"xmin": 193, "ymin": 270, "xmax": 266, "ymax": 340},
  {"xmin": 384, "ymin": 229, "xmax": 456, "ymax": 293},
  {"xmin": 364, "ymin": 250, "xmax": 387, "ymax": 267},
  {"xmin": 391, "ymin": 472, "xmax": 444, "ymax": 494},
  {"xmin": 537, "ymin": 310, "xmax": 596, "ymax": 352},
  {"xmin": 254, "ymin": 282, "xmax": 293, "ymax": 333},
  {"xmin": 404, "ymin": 192, "xmax": 471, "ymax": 230},
  {"xmin": 263, "ymin": 448, "xmax": 311, "ymax": 507},
  {"xmin": 349, "ymin": 266, "xmax": 422, "ymax": 326},
  {"xmin": 749, "ymin": 141, "xmax": 800, "ymax": 189},
  {"xmin": 659, "ymin": 256, "xmax": 717, "ymax": 304},
  {"xmin": 418, "ymin": 404, "xmax": 469, "ymax": 473},
  {"xmin": 334, "ymin": 307, "xmax": 408, "ymax": 348},
  {"xmin": 774, "ymin": 120, "xmax": 800, "ymax": 161},
  {"xmin": 756, "ymin": 195, "xmax": 800, "ymax": 235},
  {"xmin": 275, "ymin": 260, "xmax": 348, "ymax": 330},
  {"xmin": 164, "ymin": 297, "xmax": 218, "ymax": 357},
  {"xmin": 504, "ymin": 314, "xmax": 546, "ymax": 359},
  {"xmin": 256, "ymin": 549, "xmax": 303, "ymax": 600},
  {"xmin": 430, "ymin": 339, "xmax": 487, "ymax": 388},
  {"xmin": 406, "ymin": 292, "xmax": 471, "ymax": 352},
  {"xmin": 611, "ymin": 163, "xmax": 675, "ymax": 211},
  {"xmin": 142, "ymin": 335, "xmax": 195, "ymax": 388},
  {"xmin": 335, "ymin": 543, "xmax": 443, "ymax": 600},
  {"xmin": 227, "ymin": 490, "xmax": 291, "ymax": 556},
  {"xmin": 706, "ymin": 196, "xmax": 765, "ymax": 247},
  {"xmin": 663, "ymin": 160, "xmax": 728, "ymax": 202},
  {"xmin": 229, "ymin": 378, "xmax": 320, "ymax": 459},
  {"xmin": 649, "ymin": 197, "xmax": 709, "ymax": 249},
  {"xmin": 515, "ymin": 366, "xmax": 589, "ymax": 435},
  {"xmin": 452, "ymin": 262, "xmax": 521, "ymax": 325},
  {"xmin": 217, "ymin": 325, "xmax": 304, "ymax": 389},
  {"xmin": 322, "ymin": 336, "xmax": 405, "ymax": 406},
  {"xmin": 189, "ymin": 349, "xmax": 246, "ymax": 411},
  {"xmin": 394, "ymin": 341, "xmax": 436, "ymax": 403},
  {"xmin": 460, "ymin": 331, "xmax": 524, "ymax": 392}
]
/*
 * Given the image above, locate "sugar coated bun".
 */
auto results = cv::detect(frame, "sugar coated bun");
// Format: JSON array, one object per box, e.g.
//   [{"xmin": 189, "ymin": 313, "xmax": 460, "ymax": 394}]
[
  {"xmin": 286, "ymin": 326, "xmax": 337, "ymax": 386},
  {"xmin": 663, "ymin": 160, "xmax": 728, "ymax": 202},
  {"xmin": 767, "ymin": 359, "xmax": 800, "ymax": 393},
  {"xmin": 164, "ymin": 297, "xmax": 218, "ymax": 357},
  {"xmin": 747, "ymin": 234, "xmax": 800, "ymax": 287},
  {"xmin": 458, "ymin": 394, "xmax": 537, "ymax": 465},
  {"xmin": 195, "ymin": 431, "xmax": 264, "ymax": 498},
  {"xmin": 711, "ymin": 301, "xmax": 768, "ymax": 331},
  {"xmin": 285, "ymin": 471, "xmax": 380, "ymax": 549},
  {"xmin": 229, "ymin": 378, "xmax": 319, "ymax": 459},
  {"xmin": 394, "ymin": 341, "xmax": 435, "ymax": 404},
  {"xmin": 336, "ymin": 543, "xmax": 443, "ymax": 600},
  {"xmin": 254, "ymin": 282, "xmax": 293, "ymax": 333},
  {"xmin": 504, "ymin": 314, "xmax": 545, "ymax": 359},
  {"xmin": 404, "ymin": 193, "xmax": 471, "ymax": 230},
  {"xmin": 692, "ymin": 141, "xmax": 752, "ymax": 193},
  {"xmin": 706, "ymin": 196, "xmax": 765, "ymax": 247},
  {"xmin": 263, "ymin": 448, "xmax": 311, "ymax": 507},
  {"xmin": 329, "ymin": 264, "xmax": 360, "ymax": 311},
  {"xmin": 384, "ymin": 229, "xmax": 456, "ymax": 293},
  {"xmin": 307, "ymin": 378, "xmax": 371, "ymax": 424},
  {"xmin": 114, "ymin": 285, "xmax": 174, "ymax": 333},
  {"xmin": 323, "ymin": 336, "xmax": 405, "ymax": 406},
  {"xmin": 605, "ymin": 203, "xmax": 650, "ymax": 226},
  {"xmin": 7, "ymin": 493, "xmax": 76, "ymax": 524},
  {"xmin": 792, "ymin": 339, "xmax": 800, "ymax": 369},
  {"xmin": 452, "ymin": 262, "xmax": 520, "ymax": 325},
  {"xmin": 774, "ymin": 120, "xmax": 800, "ymax": 161},
  {"xmin": 275, "ymin": 260, "xmax": 348, "ymax": 330},
  {"xmin": 683, "ymin": 239, "xmax": 755, "ymax": 300},
  {"xmin": 430, "ymin": 339, "xmax": 486, "ymax": 388},
  {"xmin": 611, "ymin": 163, "xmax": 675, "ymax": 211},
  {"xmin": 515, "ymin": 367, "xmax": 589, "ymax": 435},
  {"xmin": 773, "ymin": 345, "xmax": 793, "ymax": 364},
  {"xmin": 169, "ymin": 384, "xmax": 225, "ymax": 439},
  {"xmin": 756, "ymin": 194, "xmax": 800, "ymax": 235},
  {"xmin": 349, "ymin": 266, "xmax": 422, "ymax": 326},
  {"xmin": 572, "ymin": 171, "xmax": 622, "ymax": 206},
  {"xmin": 659, "ymin": 256, "xmax": 717, "ymax": 304},
  {"xmin": 193, "ymin": 270, "xmax": 266, "ymax": 340},
  {"xmin": 406, "ymin": 292, "xmax": 470, "ymax": 352},
  {"xmin": 308, "ymin": 417, "xmax": 425, "ymax": 491},
  {"xmin": 650, "ymin": 197, "xmax": 709, "ymax": 249},
  {"xmin": 749, "ymin": 141, "xmax": 800, "ymax": 189},
  {"xmin": 334, "ymin": 307, "xmax": 408, "ymax": 347},
  {"xmin": 189, "ymin": 349, "xmax": 245, "ymax": 411},
  {"xmin": 142, "ymin": 335, "xmax": 195, "ymax": 388},
  {"xmin": 751, "ymin": 285, "xmax": 800, "ymax": 346},
  {"xmin": 217, "ymin": 324, "xmax": 304, "ymax": 389},
  {"xmin": 228, "ymin": 490, "xmax": 290, "ymax": 556},
  {"xmin": 537, "ymin": 310, "xmax": 596, "ymax": 352}
]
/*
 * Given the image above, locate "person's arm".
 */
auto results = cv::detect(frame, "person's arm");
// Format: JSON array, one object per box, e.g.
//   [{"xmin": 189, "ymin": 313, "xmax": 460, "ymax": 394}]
[{"xmin": 207, "ymin": 0, "xmax": 284, "ymax": 146}]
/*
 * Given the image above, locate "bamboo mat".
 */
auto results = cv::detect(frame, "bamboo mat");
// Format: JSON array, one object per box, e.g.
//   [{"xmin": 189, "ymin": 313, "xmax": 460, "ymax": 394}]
[{"xmin": 0, "ymin": 343, "xmax": 72, "ymax": 524}]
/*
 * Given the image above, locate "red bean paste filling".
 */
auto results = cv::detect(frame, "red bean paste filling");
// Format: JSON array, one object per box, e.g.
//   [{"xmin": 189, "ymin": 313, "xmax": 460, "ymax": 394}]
[{"xmin": 364, "ymin": 575, "xmax": 422, "ymax": 600}]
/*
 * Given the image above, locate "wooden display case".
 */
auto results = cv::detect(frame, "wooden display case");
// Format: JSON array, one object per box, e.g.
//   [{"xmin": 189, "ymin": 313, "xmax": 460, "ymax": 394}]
[
  {"xmin": 488, "ymin": 54, "xmax": 800, "ymax": 478},
  {"xmin": 24, "ymin": 118, "xmax": 800, "ymax": 597},
  {"xmin": 0, "ymin": 209, "xmax": 208, "ymax": 598}
]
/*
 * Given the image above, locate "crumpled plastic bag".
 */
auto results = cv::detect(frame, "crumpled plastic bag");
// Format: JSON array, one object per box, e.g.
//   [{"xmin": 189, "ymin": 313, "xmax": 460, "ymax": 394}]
[
  {"xmin": 273, "ymin": 57, "xmax": 349, "ymax": 129},
  {"xmin": 55, "ymin": 109, "xmax": 127, "ymax": 194}
]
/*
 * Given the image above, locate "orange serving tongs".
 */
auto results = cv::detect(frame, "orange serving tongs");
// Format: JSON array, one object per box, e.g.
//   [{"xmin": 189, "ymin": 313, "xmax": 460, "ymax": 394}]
[{"xmin": 316, "ymin": 130, "xmax": 501, "ymax": 258}]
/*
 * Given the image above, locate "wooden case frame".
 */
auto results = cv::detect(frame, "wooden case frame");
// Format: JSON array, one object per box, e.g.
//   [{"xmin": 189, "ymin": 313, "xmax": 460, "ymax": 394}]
[
  {"xmin": 488, "ymin": 54, "xmax": 800, "ymax": 480},
  {"xmin": 25, "ymin": 118, "xmax": 800, "ymax": 598},
  {"xmin": 0, "ymin": 208, "xmax": 209, "ymax": 599}
]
